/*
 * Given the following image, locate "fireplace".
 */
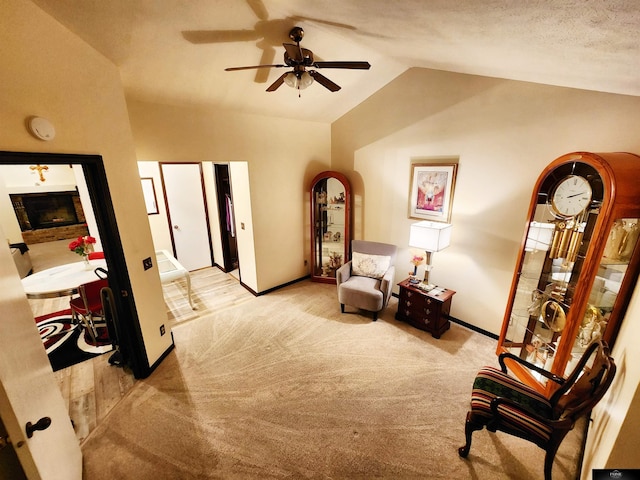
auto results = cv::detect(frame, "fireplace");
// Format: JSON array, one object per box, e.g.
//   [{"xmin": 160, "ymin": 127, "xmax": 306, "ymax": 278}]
[{"xmin": 10, "ymin": 191, "xmax": 89, "ymax": 244}]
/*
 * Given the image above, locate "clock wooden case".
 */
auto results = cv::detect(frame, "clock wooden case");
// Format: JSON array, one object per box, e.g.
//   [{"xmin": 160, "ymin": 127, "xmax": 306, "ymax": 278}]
[{"xmin": 497, "ymin": 151, "xmax": 640, "ymax": 395}]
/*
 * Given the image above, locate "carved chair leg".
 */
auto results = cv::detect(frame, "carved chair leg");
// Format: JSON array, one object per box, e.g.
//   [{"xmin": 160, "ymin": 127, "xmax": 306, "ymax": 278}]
[
  {"xmin": 340, "ymin": 304, "xmax": 345, "ymax": 313},
  {"xmin": 373, "ymin": 311, "xmax": 378, "ymax": 321},
  {"xmin": 459, "ymin": 411, "xmax": 484, "ymax": 458},
  {"xmin": 544, "ymin": 440, "xmax": 563, "ymax": 480}
]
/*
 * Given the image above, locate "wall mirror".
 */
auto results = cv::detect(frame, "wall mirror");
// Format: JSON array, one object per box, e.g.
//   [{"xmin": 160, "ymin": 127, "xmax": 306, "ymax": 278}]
[{"xmin": 310, "ymin": 171, "xmax": 350, "ymax": 284}]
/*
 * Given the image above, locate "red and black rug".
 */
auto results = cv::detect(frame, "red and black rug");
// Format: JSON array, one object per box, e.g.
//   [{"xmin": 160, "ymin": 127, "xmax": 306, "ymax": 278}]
[{"xmin": 35, "ymin": 309, "xmax": 113, "ymax": 371}]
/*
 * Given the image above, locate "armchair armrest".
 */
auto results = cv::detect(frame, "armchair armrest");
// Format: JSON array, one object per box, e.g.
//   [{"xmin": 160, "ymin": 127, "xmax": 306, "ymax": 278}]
[
  {"xmin": 380, "ymin": 266, "xmax": 395, "ymax": 302},
  {"xmin": 499, "ymin": 351, "xmax": 565, "ymax": 385},
  {"xmin": 336, "ymin": 261, "xmax": 352, "ymax": 285}
]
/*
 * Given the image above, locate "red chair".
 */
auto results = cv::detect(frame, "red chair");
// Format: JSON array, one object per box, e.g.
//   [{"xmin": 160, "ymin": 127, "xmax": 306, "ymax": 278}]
[
  {"xmin": 70, "ymin": 278, "xmax": 109, "ymax": 342},
  {"xmin": 88, "ymin": 251, "xmax": 105, "ymax": 260}
]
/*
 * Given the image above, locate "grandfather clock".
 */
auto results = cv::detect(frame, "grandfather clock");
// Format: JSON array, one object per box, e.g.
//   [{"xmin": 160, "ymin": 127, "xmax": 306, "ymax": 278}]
[{"xmin": 497, "ymin": 152, "xmax": 640, "ymax": 395}]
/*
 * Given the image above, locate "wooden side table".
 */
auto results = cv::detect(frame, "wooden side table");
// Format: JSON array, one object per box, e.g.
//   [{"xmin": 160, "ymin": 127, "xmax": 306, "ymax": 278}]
[{"xmin": 395, "ymin": 279, "xmax": 456, "ymax": 338}]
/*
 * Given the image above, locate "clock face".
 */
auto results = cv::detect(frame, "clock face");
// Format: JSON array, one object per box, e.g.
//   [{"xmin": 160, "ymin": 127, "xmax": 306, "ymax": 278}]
[{"xmin": 551, "ymin": 175, "xmax": 593, "ymax": 217}]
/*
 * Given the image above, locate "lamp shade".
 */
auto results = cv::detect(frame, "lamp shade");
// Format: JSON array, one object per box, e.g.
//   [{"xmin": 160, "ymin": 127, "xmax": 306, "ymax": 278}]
[{"xmin": 409, "ymin": 221, "xmax": 452, "ymax": 252}]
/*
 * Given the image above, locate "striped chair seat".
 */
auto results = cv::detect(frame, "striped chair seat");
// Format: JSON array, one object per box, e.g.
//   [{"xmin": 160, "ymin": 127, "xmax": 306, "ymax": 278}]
[{"xmin": 470, "ymin": 366, "xmax": 554, "ymax": 443}]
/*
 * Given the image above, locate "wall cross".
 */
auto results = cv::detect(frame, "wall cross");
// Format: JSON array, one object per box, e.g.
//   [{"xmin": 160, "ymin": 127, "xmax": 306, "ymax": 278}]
[{"xmin": 30, "ymin": 164, "xmax": 49, "ymax": 182}]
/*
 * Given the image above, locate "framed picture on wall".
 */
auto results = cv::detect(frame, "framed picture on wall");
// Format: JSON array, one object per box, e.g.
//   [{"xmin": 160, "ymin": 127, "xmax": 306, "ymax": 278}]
[
  {"xmin": 408, "ymin": 162, "xmax": 458, "ymax": 222},
  {"xmin": 141, "ymin": 177, "xmax": 159, "ymax": 215}
]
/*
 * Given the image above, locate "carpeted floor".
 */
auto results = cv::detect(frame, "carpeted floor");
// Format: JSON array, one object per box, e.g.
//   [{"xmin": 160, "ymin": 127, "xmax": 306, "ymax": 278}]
[{"xmin": 81, "ymin": 280, "xmax": 585, "ymax": 479}]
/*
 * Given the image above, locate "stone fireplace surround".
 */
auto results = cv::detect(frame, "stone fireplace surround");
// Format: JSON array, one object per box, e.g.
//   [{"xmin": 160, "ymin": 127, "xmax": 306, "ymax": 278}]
[{"xmin": 11, "ymin": 191, "xmax": 89, "ymax": 244}]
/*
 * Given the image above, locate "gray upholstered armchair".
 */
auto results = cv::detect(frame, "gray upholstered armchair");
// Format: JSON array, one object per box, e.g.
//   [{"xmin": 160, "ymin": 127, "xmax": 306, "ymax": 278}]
[{"xmin": 336, "ymin": 240, "xmax": 397, "ymax": 321}]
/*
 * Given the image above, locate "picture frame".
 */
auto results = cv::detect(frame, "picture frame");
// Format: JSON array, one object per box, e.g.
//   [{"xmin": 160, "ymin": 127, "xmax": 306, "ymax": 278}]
[
  {"xmin": 140, "ymin": 177, "xmax": 159, "ymax": 215},
  {"xmin": 408, "ymin": 162, "xmax": 458, "ymax": 222}
]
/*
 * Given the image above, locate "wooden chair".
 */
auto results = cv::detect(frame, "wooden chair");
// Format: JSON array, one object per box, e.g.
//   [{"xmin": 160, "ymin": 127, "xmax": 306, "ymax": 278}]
[
  {"xmin": 458, "ymin": 339, "xmax": 616, "ymax": 480},
  {"xmin": 69, "ymin": 278, "xmax": 109, "ymax": 342}
]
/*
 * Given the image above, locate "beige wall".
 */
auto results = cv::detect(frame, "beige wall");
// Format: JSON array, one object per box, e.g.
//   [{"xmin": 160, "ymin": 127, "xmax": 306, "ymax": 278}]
[
  {"xmin": 0, "ymin": 0, "xmax": 170, "ymax": 368},
  {"xmin": 126, "ymin": 98, "xmax": 332, "ymax": 292},
  {"xmin": 332, "ymin": 67, "xmax": 640, "ymax": 474}
]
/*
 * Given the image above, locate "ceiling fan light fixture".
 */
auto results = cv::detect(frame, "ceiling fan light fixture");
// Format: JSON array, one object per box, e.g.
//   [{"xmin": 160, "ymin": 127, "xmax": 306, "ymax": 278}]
[{"xmin": 284, "ymin": 71, "xmax": 314, "ymax": 91}]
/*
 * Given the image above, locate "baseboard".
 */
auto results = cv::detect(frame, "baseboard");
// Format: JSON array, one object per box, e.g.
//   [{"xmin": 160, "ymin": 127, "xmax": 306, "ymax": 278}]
[
  {"xmin": 252, "ymin": 275, "xmax": 311, "ymax": 296},
  {"xmin": 447, "ymin": 316, "xmax": 499, "ymax": 340}
]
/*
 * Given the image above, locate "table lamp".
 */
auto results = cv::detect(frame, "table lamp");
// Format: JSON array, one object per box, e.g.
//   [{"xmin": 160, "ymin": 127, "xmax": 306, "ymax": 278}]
[{"xmin": 409, "ymin": 221, "xmax": 452, "ymax": 285}]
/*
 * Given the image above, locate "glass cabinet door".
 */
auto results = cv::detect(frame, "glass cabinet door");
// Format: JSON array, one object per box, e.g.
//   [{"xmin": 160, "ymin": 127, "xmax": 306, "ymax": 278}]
[
  {"xmin": 310, "ymin": 172, "xmax": 350, "ymax": 284},
  {"xmin": 503, "ymin": 204, "xmax": 598, "ymax": 384},
  {"xmin": 564, "ymin": 217, "xmax": 640, "ymax": 375}
]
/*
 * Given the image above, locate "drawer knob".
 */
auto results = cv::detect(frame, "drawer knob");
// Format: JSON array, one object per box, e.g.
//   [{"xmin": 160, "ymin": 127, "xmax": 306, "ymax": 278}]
[
  {"xmin": 427, "ymin": 299, "xmax": 432, "ymax": 305},
  {"xmin": 407, "ymin": 291, "xmax": 413, "ymax": 298},
  {"xmin": 406, "ymin": 301, "xmax": 412, "ymax": 307}
]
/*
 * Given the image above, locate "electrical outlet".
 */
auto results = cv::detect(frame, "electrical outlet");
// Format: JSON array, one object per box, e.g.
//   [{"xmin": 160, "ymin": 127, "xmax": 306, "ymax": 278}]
[
  {"xmin": 143, "ymin": 257, "xmax": 153, "ymax": 270},
  {"xmin": 304, "ymin": 259, "xmax": 308, "ymax": 266},
  {"xmin": 160, "ymin": 324, "xmax": 166, "ymax": 336}
]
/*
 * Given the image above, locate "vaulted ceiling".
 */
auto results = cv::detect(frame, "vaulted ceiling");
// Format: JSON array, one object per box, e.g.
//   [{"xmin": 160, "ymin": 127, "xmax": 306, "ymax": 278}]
[{"xmin": 32, "ymin": 0, "xmax": 640, "ymax": 123}]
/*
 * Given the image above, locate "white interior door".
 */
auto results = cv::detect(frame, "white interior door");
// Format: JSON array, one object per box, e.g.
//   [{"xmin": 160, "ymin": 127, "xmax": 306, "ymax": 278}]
[
  {"xmin": 161, "ymin": 163, "xmax": 212, "ymax": 271},
  {"xmin": 0, "ymin": 225, "xmax": 82, "ymax": 480}
]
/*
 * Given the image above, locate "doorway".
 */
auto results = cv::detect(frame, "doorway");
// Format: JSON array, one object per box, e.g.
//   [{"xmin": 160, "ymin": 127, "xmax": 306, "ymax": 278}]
[
  {"xmin": 215, "ymin": 163, "xmax": 239, "ymax": 273},
  {"xmin": 0, "ymin": 151, "xmax": 148, "ymax": 378}
]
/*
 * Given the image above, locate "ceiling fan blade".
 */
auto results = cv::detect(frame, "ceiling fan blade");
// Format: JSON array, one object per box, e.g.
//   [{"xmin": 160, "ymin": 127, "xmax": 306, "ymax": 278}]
[
  {"xmin": 309, "ymin": 71, "xmax": 341, "ymax": 92},
  {"xmin": 313, "ymin": 61, "xmax": 371, "ymax": 70},
  {"xmin": 225, "ymin": 64, "xmax": 286, "ymax": 71},
  {"xmin": 266, "ymin": 73, "xmax": 288, "ymax": 92},
  {"xmin": 283, "ymin": 43, "xmax": 303, "ymax": 63},
  {"xmin": 182, "ymin": 30, "xmax": 259, "ymax": 44}
]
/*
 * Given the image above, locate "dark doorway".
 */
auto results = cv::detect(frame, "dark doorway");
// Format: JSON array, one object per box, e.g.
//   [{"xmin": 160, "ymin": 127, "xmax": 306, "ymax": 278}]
[
  {"xmin": 214, "ymin": 164, "xmax": 238, "ymax": 272},
  {"xmin": 1, "ymin": 151, "xmax": 150, "ymax": 379}
]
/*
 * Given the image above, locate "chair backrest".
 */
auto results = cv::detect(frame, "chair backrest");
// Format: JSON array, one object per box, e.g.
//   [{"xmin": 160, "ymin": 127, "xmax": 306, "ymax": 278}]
[
  {"xmin": 550, "ymin": 340, "xmax": 616, "ymax": 420},
  {"xmin": 79, "ymin": 278, "xmax": 109, "ymax": 310},
  {"xmin": 351, "ymin": 240, "xmax": 398, "ymax": 266}
]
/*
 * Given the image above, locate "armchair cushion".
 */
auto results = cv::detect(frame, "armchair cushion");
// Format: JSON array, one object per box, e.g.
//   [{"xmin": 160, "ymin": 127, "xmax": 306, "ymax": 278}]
[
  {"xmin": 351, "ymin": 252, "xmax": 391, "ymax": 279},
  {"xmin": 471, "ymin": 366, "xmax": 553, "ymax": 443},
  {"xmin": 338, "ymin": 275, "xmax": 385, "ymax": 312}
]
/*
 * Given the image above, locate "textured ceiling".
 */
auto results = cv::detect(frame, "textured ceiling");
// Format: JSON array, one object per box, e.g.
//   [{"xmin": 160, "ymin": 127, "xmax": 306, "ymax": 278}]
[{"xmin": 32, "ymin": 0, "xmax": 640, "ymax": 123}]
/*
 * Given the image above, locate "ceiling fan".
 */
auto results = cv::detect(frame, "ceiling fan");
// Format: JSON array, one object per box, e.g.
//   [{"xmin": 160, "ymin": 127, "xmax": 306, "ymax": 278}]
[{"xmin": 224, "ymin": 27, "xmax": 371, "ymax": 94}]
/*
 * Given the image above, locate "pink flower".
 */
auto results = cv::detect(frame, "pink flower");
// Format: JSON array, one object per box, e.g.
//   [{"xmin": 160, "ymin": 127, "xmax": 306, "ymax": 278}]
[{"xmin": 410, "ymin": 255, "xmax": 425, "ymax": 266}]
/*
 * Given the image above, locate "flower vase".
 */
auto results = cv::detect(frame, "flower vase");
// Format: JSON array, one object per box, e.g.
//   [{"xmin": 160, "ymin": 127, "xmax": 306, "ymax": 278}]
[{"xmin": 82, "ymin": 255, "xmax": 92, "ymax": 270}]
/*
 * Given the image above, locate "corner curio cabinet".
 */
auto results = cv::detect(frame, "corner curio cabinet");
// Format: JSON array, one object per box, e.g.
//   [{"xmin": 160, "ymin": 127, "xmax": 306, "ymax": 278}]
[
  {"xmin": 310, "ymin": 171, "xmax": 350, "ymax": 284},
  {"xmin": 498, "ymin": 152, "xmax": 640, "ymax": 395}
]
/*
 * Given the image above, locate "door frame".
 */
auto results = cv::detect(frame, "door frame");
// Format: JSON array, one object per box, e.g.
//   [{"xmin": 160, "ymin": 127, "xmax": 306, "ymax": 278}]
[{"xmin": 0, "ymin": 150, "xmax": 149, "ymax": 378}]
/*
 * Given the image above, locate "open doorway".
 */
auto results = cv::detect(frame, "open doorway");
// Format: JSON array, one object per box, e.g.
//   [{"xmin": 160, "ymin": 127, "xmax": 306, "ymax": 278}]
[
  {"xmin": 215, "ymin": 163, "xmax": 239, "ymax": 274},
  {"xmin": 0, "ymin": 152, "xmax": 149, "ymax": 376}
]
